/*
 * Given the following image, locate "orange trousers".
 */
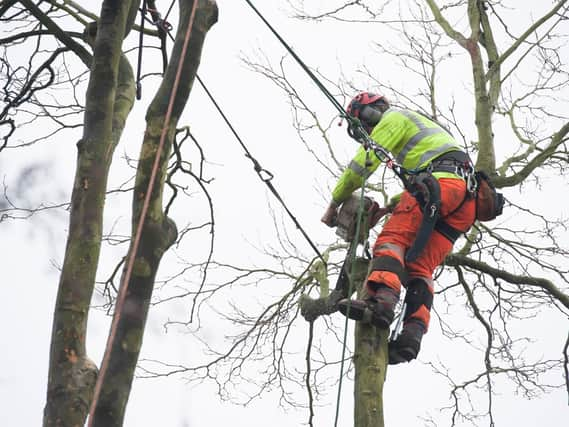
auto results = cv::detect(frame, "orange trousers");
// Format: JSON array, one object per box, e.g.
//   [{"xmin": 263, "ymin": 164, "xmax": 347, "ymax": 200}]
[{"xmin": 367, "ymin": 178, "xmax": 476, "ymax": 327}]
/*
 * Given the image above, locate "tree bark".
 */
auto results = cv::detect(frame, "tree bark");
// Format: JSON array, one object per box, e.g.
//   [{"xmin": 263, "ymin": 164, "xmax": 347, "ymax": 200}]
[
  {"xmin": 352, "ymin": 260, "xmax": 389, "ymax": 427},
  {"xmin": 43, "ymin": 1, "xmax": 138, "ymax": 425},
  {"xmin": 300, "ymin": 255, "xmax": 388, "ymax": 427},
  {"xmin": 424, "ymin": 0, "xmax": 496, "ymax": 172},
  {"xmin": 89, "ymin": 1, "xmax": 218, "ymax": 425}
]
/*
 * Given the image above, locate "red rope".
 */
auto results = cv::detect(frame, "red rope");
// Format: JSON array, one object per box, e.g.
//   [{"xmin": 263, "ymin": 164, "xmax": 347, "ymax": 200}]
[{"xmin": 87, "ymin": 1, "xmax": 199, "ymax": 423}]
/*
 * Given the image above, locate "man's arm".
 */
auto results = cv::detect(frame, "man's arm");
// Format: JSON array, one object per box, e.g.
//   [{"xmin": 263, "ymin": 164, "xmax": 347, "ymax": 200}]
[
  {"xmin": 321, "ymin": 146, "xmax": 381, "ymax": 227},
  {"xmin": 322, "ymin": 110, "xmax": 406, "ymax": 227}
]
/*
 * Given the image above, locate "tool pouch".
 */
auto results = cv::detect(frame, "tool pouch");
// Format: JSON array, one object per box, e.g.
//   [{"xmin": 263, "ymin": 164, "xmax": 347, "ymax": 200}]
[{"xmin": 475, "ymin": 170, "xmax": 504, "ymax": 222}]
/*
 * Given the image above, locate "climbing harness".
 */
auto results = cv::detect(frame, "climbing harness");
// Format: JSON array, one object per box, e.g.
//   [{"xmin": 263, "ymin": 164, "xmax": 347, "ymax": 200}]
[
  {"xmin": 404, "ymin": 150, "xmax": 479, "ymax": 262},
  {"xmin": 405, "ymin": 172, "xmax": 441, "ymax": 263},
  {"xmin": 403, "ymin": 151, "xmax": 504, "ymax": 262}
]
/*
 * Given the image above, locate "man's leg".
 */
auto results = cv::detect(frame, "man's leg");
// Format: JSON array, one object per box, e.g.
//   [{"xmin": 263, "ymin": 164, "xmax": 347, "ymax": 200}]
[
  {"xmin": 337, "ymin": 190, "xmax": 422, "ymax": 329},
  {"xmin": 388, "ymin": 276, "xmax": 433, "ymax": 364},
  {"xmin": 338, "ymin": 242, "xmax": 406, "ymax": 328},
  {"xmin": 389, "ymin": 178, "xmax": 475, "ymax": 363}
]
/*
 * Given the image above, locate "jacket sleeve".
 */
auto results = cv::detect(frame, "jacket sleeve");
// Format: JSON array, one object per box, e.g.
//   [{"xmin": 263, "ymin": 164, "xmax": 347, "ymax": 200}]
[
  {"xmin": 331, "ymin": 110, "xmax": 408, "ymax": 204},
  {"xmin": 331, "ymin": 145, "xmax": 381, "ymax": 204}
]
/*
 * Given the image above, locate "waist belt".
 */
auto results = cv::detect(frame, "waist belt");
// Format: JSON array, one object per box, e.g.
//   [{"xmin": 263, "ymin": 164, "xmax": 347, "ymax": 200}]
[{"xmin": 429, "ymin": 150, "xmax": 472, "ymax": 176}]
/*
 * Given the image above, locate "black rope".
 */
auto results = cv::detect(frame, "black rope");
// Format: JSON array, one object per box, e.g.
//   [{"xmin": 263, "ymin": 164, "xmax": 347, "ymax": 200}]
[
  {"xmin": 136, "ymin": 4, "xmax": 327, "ymax": 265},
  {"xmin": 196, "ymin": 75, "xmax": 327, "ymax": 266},
  {"xmin": 242, "ymin": 0, "xmax": 346, "ymax": 117},
  {"xmin": 241, "ymin": 0, "xmax": 412, "ymax": 182},
  {"xmin": 163, "ymin": 0, "xmax": 176, "ymax": 23},
  {"xmin": 135, "ymin": 0, "xmax": 147, "ymax": 100}
]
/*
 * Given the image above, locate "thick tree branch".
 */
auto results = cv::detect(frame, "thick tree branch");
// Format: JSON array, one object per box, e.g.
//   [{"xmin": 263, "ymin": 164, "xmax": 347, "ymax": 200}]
[
  {"xmin": 43, "ymin": 1, "xmax": 137, "ymax": 425},
  {"xmin": 447, "ymin": 254, "xmax": 569, "ymax": 310},
  {"xmin": 427, "ymin": 0, "xmax": 497, "ymax": 171},
  {"xmin": 91, "ymin": 1, "xmax": 219, "ymax": 424},
  {"xmin": 478, "ymin": 2, "xmax": 500, "ymax": 106}
]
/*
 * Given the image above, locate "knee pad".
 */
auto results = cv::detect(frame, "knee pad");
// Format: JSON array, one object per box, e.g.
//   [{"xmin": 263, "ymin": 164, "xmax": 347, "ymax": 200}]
[
  {"xmin": 367, "ymin": 255, "xmax": 407, "ymax": 294},
  {"xmin": 403, "ymin": 278, "xmax": 433, "ymax": 322},
  {"xmin": 370, "ymin": 255, "xmax": 407, "ymax": 283}
]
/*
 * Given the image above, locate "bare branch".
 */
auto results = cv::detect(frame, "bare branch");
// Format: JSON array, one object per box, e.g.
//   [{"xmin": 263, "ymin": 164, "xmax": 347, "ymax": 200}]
[{"xmin": 447, "ymin": 254, "xmax": 569, "ymax": 310}]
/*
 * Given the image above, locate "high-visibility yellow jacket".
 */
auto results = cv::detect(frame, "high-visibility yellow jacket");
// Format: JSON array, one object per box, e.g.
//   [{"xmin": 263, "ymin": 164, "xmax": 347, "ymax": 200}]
[{"xmin": 332, "ymin": 108, "xmax": 463, "ymax": 204}]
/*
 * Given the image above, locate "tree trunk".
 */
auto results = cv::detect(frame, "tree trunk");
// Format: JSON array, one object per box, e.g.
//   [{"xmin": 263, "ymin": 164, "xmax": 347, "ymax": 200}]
[
  {"xmin": 353, "ymin": 259, "xmax": 389, "ymax": 427},
  {"xmin": 90, "ymin": 1, "xmax": 218, "ymax": 425},
  {"xmin": 43, "ymin": 1, "xmax": 138, "ymax": 425}
]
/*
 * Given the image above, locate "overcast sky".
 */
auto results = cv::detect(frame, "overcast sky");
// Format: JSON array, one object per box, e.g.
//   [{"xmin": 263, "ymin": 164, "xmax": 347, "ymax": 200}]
[{"xmin": 1, "ymin": 1, "xmax": 568, "ymax": 426}]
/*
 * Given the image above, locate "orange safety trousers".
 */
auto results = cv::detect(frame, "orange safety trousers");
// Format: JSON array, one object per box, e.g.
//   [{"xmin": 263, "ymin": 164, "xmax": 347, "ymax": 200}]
[{"xmin": 367, "ymin": 178, "xmax": 476, "ymax": 328}]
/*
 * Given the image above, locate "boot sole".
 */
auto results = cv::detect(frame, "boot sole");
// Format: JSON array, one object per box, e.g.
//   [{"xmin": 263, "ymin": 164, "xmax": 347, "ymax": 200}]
[
  {"xmin": 388, "ymin": 345, "xmax": 419, "ymax": 365},
  {"xmin": 338, "ymin": 300, "xmax": 391, "ymax": 329}
]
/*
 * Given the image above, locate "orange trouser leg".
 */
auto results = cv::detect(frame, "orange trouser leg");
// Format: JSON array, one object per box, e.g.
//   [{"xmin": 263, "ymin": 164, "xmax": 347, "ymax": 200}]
[
  {"xmin": 369, "ymin": 178, "xmax": 476, "ymax": 329},
  {"xmin": 402, "ymin": 277, "xmax": 434, "ymax": 329},
  {"xmin": 366, "ymin": 245, "xmax": 405, "ymax": 296}
]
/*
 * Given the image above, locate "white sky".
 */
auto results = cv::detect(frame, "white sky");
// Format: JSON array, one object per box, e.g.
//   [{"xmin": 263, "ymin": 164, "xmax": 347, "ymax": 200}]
[{"xmin": 1, "ymin": 1, "xmax": 568, "ymax": 426}]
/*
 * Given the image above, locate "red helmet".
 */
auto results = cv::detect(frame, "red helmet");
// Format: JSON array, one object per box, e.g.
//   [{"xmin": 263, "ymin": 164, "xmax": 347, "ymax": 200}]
[
  {"xmin": 346, "ymin": 92, "xmax": 386, "ymax": 119},
  {"xmin": 346, "ymin": 92, "xmax": 389, "ymax": 134}
]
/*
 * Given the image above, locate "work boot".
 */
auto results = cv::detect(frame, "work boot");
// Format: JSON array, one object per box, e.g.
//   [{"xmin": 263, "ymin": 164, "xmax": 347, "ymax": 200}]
[
  {"xmin": 337, "ymin": 287, "xmax": 399, "ymax": 329},
  {"xmin": 388, "ymin": 319, "xmax": 426, "ymax": 364}
]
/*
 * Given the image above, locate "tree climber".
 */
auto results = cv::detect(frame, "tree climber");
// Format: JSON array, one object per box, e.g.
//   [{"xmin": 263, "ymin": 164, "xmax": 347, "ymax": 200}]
[{"xmin": 321, "ymin": 92, "xmax": 477, "ymax": 364}]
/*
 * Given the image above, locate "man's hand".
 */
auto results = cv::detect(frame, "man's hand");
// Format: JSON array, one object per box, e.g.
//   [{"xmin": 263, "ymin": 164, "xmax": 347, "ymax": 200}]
[{"xmin": 321, "ymin": 201, "xmax": 339, "ymax": 227}]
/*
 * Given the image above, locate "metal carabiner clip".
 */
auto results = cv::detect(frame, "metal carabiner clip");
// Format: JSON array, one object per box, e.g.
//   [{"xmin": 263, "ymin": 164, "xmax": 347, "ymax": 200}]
[{"xmin": 466, "ymin": 168, "xmax": 477, "ymax": 194}]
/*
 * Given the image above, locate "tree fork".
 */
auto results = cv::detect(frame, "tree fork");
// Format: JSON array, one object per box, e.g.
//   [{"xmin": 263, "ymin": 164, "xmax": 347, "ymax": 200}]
[{"xmin": 89, "ymin": 1, "xmax": 218, "ymax": 425}]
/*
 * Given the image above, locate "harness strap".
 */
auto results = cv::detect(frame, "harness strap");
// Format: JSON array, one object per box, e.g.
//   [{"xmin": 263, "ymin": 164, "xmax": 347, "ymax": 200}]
[
  {"xmin": 434, "ymin": 220, "xmax": 463, "ymax": 244},
  {"xmin": 405, "ymin": 173, "xmax": 441, "ymax": 263}
]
